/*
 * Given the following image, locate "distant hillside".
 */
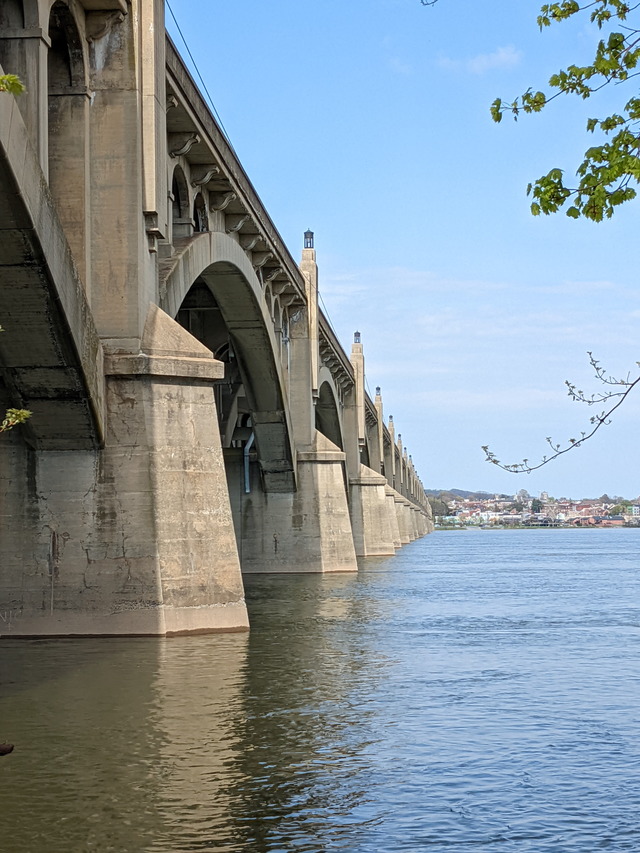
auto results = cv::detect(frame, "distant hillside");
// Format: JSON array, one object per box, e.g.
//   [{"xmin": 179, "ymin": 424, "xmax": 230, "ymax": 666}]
[
  {"xmin": 426, "ymin": 489, "xmax": 511, "ymax": 500},
  {"xmin": 426, "ymin": 489, "xmax": 637, "ymax": 503}
]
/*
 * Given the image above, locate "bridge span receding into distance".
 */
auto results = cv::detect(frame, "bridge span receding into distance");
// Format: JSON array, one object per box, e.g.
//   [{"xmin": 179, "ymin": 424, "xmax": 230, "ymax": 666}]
[{"xmin": 0, "ymin": 0, "xmax": 432, "ymax": 637}]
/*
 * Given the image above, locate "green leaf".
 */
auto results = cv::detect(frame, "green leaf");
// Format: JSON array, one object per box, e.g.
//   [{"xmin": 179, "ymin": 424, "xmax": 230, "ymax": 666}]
[{"xmin": 0, "ymin": 74, "xmax": 26, "ymax": 96}]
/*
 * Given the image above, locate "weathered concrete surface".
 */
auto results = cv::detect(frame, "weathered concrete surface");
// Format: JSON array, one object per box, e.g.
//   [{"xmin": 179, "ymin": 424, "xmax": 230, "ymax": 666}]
[
  {"xmin": 350, "ymin": 465, "xmax": 397, "ymax": 557},
  {"xmin": 227, "ymin": 432, "xmax": 357, "ymax": 574},
  {"xmin": 0, "ymin": 306, "xmax": 247, "ymax": 636},
  {"xmin": 393, "ymin": 494, "xmax": 412, "ymax": 545},
  {"xmin": 406, "ymin": 502, "xmax": 417, "ymax": 541},
  {"xmin": 385, "ymin": 486, "xmax": 402, "ymax": 549}
]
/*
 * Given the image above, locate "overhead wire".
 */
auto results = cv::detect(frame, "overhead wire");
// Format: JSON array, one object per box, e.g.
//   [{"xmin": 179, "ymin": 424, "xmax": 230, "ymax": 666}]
[
  {"xmin": 318, "ymin": 292, "xmax": 341, "ymax": 341},
  {"xmin": 165, "ymin": 0, "xmax": 235, "ymax": 152}
]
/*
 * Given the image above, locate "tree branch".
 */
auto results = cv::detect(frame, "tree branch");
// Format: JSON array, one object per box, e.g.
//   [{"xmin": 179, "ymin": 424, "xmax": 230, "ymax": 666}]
[{"xmin": 482, "ymin": 355, "xmax": 640, "ymax": 473}]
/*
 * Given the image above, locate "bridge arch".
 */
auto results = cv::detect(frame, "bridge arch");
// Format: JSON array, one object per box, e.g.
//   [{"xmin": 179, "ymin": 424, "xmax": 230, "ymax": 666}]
[
  {"xmin": 272, "ymin": 296, "xmax": 285, "ymax": 361},
  {"xmin": 161, "ymin": 231, "xmax": 296, "ymax": 493},
  {"xmin": 170, "ymin": 164, "xmax": 191, "ymax": 239},
  {"xmin": 193, "ymin": 191, "xmax": 208, "ymax": 233},
  {"xmin": 264, "ymin": 282, "xmax": 273, "ymax": 316},
  {"xmin": 315, "ymin": 371, "xmax": 344, "ymax": 451}
]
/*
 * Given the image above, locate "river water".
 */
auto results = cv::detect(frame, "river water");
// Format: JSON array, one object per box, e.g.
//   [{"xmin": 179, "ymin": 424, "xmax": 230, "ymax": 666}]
[{"xmin": 1, "ymin": 528, "xmax": 640, "ymax": 852}]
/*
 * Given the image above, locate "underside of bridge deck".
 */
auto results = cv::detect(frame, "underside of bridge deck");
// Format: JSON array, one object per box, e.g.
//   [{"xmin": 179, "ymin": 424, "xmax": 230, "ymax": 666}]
[{"xmin": 0, "ymin": 88, "xmax": 104, "ymax": 449}]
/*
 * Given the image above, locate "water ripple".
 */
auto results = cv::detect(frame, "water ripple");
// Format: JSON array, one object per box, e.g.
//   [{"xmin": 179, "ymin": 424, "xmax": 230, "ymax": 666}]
[{"xmin": 1, "ymin": 529, "xmax": 640, "ymax": 851}]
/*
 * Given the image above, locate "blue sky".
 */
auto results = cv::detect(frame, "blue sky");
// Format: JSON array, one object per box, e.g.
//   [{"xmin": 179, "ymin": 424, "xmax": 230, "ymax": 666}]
[{"xmin": 166, "ymin": 0, "xmax": 640, "ymax": 500}]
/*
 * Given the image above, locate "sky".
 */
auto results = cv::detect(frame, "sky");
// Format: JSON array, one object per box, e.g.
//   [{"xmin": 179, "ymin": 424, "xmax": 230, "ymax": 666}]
[{"xmin": 166, "ymin": 0, "xmax": 640, "ymax": 500}]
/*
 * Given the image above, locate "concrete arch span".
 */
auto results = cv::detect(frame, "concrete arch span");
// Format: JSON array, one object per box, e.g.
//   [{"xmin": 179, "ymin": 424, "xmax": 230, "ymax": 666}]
[
  {"xmin": 160, "ymin": 233, "xmax": 358, "ymax": 575},
  {"xmin": 160, "ymin": 230, "xmax": 295, "ymax": 493}
]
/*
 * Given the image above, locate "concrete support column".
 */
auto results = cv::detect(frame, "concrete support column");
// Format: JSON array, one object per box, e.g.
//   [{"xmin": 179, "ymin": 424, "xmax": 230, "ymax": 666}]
[
  {"xmin": 286, "ymin": 232, "xmax": 320, "ymax": 450},
  {"xmin": 0, "ymin": 306, "xmax": 248, "ymax": 636},
  {"xmin": 88, "ymin": 9, "xmax": 152, "ymax": 348},
  {"xmin": 385, "ymin": 486, "xmax": 402, "ymax": 549},
  {"xmin": 387, "ymin": 415, "xmax": 396, "ymax": 490},
  {"xmin": 374, "ymin": 387, "xmax": 385, "ymax": 475},
  {"xmin": 393, "ymin": 493, "xmax": 411, "ymax": 545},
  {"xmin": 405, "ymin": 501, "xmax": 417, "ymax": 541},
  {"xmin": 349, "ymin": 465, "xmax": 396, "ymax": 557},
  {"xmin": 409, "ymin": 507, "xmax": 419, "ymax": 540},
  {"xmin": 299, "ymin": 239, "xmax": 319, "ymax": 399},
  {"xmin": 351, "ymin": 332, "xmax": 365, "ymax": 452},
  {"xmin": 287, "ymin": 303, "xmax": 314, "ymax": 446},
  {"xmin": 232, "ymin": 433, "xmax": 357, "ymax": 574},
  {"xmin": 140, "ymin": 0, "xmax": 168, "ymax": 240}
]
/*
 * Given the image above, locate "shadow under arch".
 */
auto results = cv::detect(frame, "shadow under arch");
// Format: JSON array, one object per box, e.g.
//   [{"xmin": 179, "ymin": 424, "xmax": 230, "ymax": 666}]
[
  {"xmin": 315, "ymin": 377, "xmax": 344, "ymax": 451},
  {"xmin": 170, "ymin": 163, "xmax": 191, "ymax": 239},
  {"xmin": 361, "ymin": 434, "xmax": 371, "ymax": 469},
  {"xmin": 160, "ymin": 231, "xmax": 296, "ymax": 494}
]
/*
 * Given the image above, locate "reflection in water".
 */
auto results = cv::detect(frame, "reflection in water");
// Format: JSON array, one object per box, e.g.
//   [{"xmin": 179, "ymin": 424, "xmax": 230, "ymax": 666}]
[
  {"xmin": 0, "ymin": 572, "xmax": 391, "ymax": 853},
  {"xmin": 0, "ymin": 639, "xmax": 164, "ymax": 852},
  {"xmin": 2, "ymin": 530, "xmax": 640, "ymax": 852},
  {"xmin": 220, "ymin": 574, "xmax": 392, "ymax": 852},
  {"xmin": 149, "ymin": 635, "xmax": 249, "ymax": 852}
]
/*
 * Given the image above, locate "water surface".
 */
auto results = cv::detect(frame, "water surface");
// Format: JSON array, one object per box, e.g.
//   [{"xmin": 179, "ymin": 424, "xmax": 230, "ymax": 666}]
[{"xmin": 1, "ymin": 528, "xmax": 639, "ymax": 851}]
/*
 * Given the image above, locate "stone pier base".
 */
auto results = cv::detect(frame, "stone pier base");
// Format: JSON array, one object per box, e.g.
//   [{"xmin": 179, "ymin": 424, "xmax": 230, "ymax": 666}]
[
  {"xmin": 0, "ymin": 307, "xmax": 248, "ymax": 637},
  {"xmin": 385, "ymin": 486, "xmax": 402, "ymax": 549},
  {"xmin": 350, "ymin": 465, "xmax": 396, "ymax": 557},
  {"xmin": 230, "ymin": 433, "xmax": 357, "ymax": 574},
  {"xmin": 393, "ymin": 495, "xmax": 411, "ymax": 544}
]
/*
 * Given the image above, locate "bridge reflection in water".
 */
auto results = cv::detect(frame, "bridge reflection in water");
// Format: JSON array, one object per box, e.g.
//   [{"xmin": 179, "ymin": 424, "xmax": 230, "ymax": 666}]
[{"xmin": 0, "ymin": 569, "xmax": 391, "ymax": 852}]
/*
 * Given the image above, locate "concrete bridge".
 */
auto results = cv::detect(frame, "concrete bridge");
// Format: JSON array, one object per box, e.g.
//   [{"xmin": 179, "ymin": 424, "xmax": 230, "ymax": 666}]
[{"xmin": 0, "ymin": 0, "xmax": 432, "ymax": 637}]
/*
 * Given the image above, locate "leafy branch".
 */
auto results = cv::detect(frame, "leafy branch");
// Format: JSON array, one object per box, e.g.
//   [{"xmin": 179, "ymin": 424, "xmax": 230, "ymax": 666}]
[
  {"xmin": 0, "ymin": 408, "xmax": 31, "ymax": 434},
  {"xmin": 0, "ymin": 326, "xmax": 31, "ymax": 434},
  {"xmin": 489, "ymin": 1, "xmax": 640, "ymax": 220},
  {"xmin": 0, "ymin": 74, "xmax": 26, "ymax": 96},
  {"xmin": 423, "ymin": 1, "xmax": 640, "ymax": 220},
  {"xmin": 482, "ymin": 352, "xmax": 640, "ymax": 472}
]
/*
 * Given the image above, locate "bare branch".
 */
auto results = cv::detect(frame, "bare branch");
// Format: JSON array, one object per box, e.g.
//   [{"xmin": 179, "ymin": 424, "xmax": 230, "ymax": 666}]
[{"xmin": 482, "ymin": 355, "xmax": 640, "ymax": 473}]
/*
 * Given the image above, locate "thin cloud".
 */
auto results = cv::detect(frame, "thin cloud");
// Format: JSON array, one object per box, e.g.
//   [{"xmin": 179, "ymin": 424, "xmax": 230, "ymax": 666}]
[
  {"xmin": 438, "ymin": 45, "xmax": 523, "ymax": 75},
  {"xmin": 412, "ymin": 387, "xmax": 563, "ymax": 413},
  {"xmin": 532, "ymin": 279, "xmax": 617, "ymax": 295},
  {"xmin": 323, "ymin": 266, "xmax": 509, "ymax": 295},
  {"xmin": 388, "ymin": 56, "xmax": 412, "ymax": 75}
]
